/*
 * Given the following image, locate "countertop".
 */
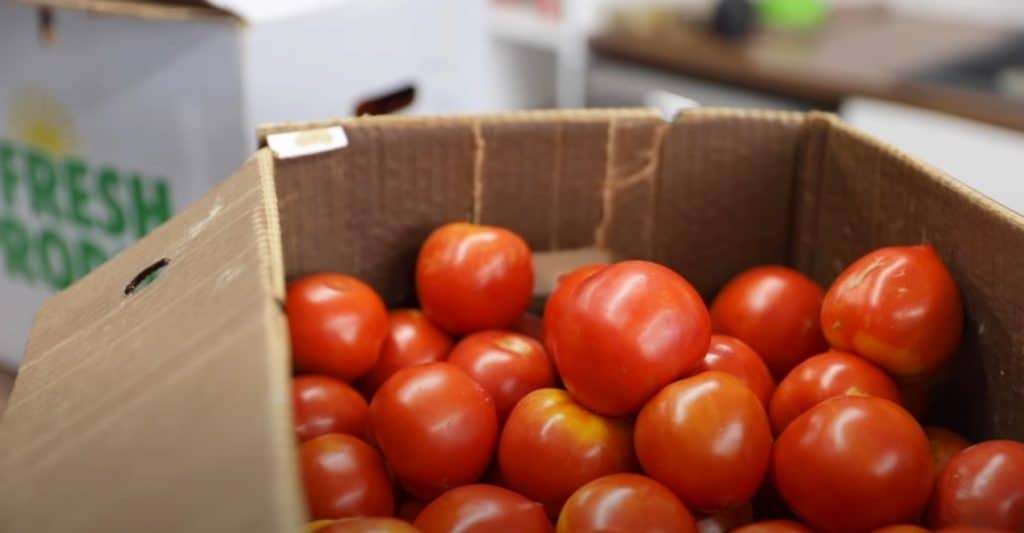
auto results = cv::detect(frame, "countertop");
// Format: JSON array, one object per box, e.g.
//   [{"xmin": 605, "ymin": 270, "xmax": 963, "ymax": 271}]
[{"xmin": 591, "ymin": 7, "xmax": 1024, "ymax": 132}]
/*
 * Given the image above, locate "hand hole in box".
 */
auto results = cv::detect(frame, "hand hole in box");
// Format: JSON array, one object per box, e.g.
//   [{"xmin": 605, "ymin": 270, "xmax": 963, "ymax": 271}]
[
  {"xmin": 355, "ymin": 85, "xmax": 416, "ymax": 116},
  {"xmin": 124, "ymin": 258, "xmax": 170, "ymax": 296}
]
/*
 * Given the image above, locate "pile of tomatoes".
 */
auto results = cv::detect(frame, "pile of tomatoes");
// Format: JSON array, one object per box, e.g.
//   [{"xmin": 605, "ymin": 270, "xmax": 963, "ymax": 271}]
[{"xmin": 286, "ymin": 222, "xmax": 1024, "ymax": 533}]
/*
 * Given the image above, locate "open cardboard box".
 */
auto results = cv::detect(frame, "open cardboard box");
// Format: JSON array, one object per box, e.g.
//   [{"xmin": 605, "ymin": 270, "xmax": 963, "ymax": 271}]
[{"xmin": 1, "ymin": 109, "xmax": 1022, "ymax": 532}]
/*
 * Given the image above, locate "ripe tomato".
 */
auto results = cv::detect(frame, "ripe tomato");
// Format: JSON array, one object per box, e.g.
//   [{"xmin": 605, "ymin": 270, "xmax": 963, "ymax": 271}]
[
  {"xmin": 369, "ymin": 363, "xmax": 497, "ymax": 500},
  {"xmin": 773, "ymin": 396, "xmax": 933, "ymax": 532},
  {"xmin": 447, "ymin": 330, "xmax": 555, "ymax": 421},
  {"xmin": 414, "ymin": 484, "xmax": 552, "ymax": 533},
  {"xmin": 416, "ymin": 223, "xmax": 533, "ymax": 335},
  {"xmin": 358, "ymin": 309, "xmax": 453, "ymax": 396},
  {"xmin": 695, "ymin": 502, "xmax": 753, "ymax": 533},
  {"xmin": 512, "ymin": 312, "xmax": 544, "ymax": 343},
  {"xmin": 635, "ymin": 372, "xmax": 772, "ymax": 513},
  {"xmin": 557, "ymin": 473, "xmax": 697, "ymax": 533},
  {"xmin": 934, "ymin": 528, "xmax": 1008, "ymax": 533},
  {"xmin": 732, "ymin": 521, "xmax": 813, "ymax": 533},
  {"xmin": 293, "ymin": 375, "xmax": 369, "ymax": 442},
  {"xmin": 768, "ymin": 350, "xmax": 901, "ymax": 434},
  {"xmin": 820, "ymin": 244, "xmax": 963, "ymax": 379},
  {"xmin": 299, "ymin": 433, "xmax": 394, "ymax": 520},
  {"xmin": 871, "ymin": 526, "xmax": 929, "ymax": 533},
  {"xmin": 928, "ymin": 440, "xmax": 1024, "ymax": 530},
  {"xmin": 288, "ymin": 273, "xmax": 389, "ymax": 381},
  {"xmin": 710, "ymin": 266, "xmax": 827, "ymax": 379},
  {"xmin": 499, "ymin": 388, "xmax": 635, "ymax": 517},
  {"xmin": 924, "ymin": 426, "xmax": 969, "ymax": 476},
  {"xmin": 545, "ymin": 260, "xmax": 711, "ymax": 416},
  {"xmin": 689, "ymin": 334, "xmax": 775, "ymax": 409},
  {"xmin": 319, "ymin": 518, "xmax": 421, "ymax": 533},
  {"xmin": 542, "ymin": 264, "xmax": 606, "ymax": 344}
]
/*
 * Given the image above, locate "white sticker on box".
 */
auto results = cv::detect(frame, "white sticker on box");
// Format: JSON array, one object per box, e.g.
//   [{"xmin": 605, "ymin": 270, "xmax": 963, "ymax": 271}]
[{"xmin": 266, "ymin": 127, "xmax": 348, "ymax": 159}]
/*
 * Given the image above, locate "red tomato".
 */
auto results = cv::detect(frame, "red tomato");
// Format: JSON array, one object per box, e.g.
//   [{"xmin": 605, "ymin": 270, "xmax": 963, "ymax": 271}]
[
  {"xmin": 299, "ymin": 433, "xmax": 394, "ymax": 520},
  {"xmin": 293, "ymin": 375, "xmax": 370, "ymax": 442},
  {"xmin": 773, "ymin": 396, "xmax": 934, "ymax": 532},
  {"xmin": 318, "ymin": 518, "xmax": 421, "ymax": 533},
  {"xmin": 369, "ymin": 363, "xmax": 498, "ymax": 500},
  {"xmin": 768, "ymin": 350, "xmax": 901, "ymax": 434},
  {"xmin": 288, "ymin": 273, "xmax": 389, "ymax": 381},
  {"xmin": 928, "ymin": 440, "xmax": 1024, "ymax": 530},
  {"xmin": 542, "ymin": 264, "xmax": 606, "ymax": 346},
  {"xmin": 545, "ymin": 260, "xmax": 711, "ymax": 416},
  {"xmin": 710, "ymin": 266, "xmax": 827, "ymax": 379},
  {"xmin": 635, "ymin": 372, "xmax": 772, "ymax": 513},
  {"xmin": 924, "ymin": 426, "xmax": 969, "ymax": 476},
  {"xmin": 512, "ymin": 312, "xmax": 545, "ymax": 343},
  {"xmin": 447, "ymin": 330, "xmax": 555, "ymax": 421},
  {"xmin": 695, "ymin": 503, "xmax": 753, "ymax": 533},
  {"xmin": 499, "ymin": 388, "xmax": 635, "ymax": 517},
  {"xmin": 871, "ymin": 527, "xmax": 929, "ymax": 533},
  {"xmin": 934, "ymin": 528, "xmax": 1009, "ymax": 533},
  {"xmin": 821, "ymin": 245, "xmax": 963, "ymax": 379},
  {"xmin": 557, "ymin": 473, "xmax": 697, "ymax": 533},
  {"xmin": 414, "ymin": 484, "xmax": 552, "ymax": 533},
  {"xmin": 416, "ymin": 223, "xmax": 533, "ymax": 335},
  {"xmin": 732, "ymin": 521, "xmax": 814, "ymax": 533},
  {"xmin": 359, "ymin": 309, "xmax": 453, "ymax": 396},
  {"xmin": 689, "ymin": 334, "xmax": 775, "ymax": 409}
]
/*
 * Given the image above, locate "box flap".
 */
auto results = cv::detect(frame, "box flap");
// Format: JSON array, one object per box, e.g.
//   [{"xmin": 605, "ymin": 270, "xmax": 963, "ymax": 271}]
[{"xmin": 0, "ymin": 151, "xmax": 304, "ymax": 532}]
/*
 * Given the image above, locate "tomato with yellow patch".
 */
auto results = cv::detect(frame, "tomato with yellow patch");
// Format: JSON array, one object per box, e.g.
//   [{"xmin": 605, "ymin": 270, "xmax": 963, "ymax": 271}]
[
  {"xmin": 557, "ymin": 474, "xmax": 697, "ymax": 533},
  {"xmin": 498, "ymin": 388, "xmax": 635, "ymax": 517},
  {"xmin": 821, "ymin": 245, "xmax": 963, "ymax": 380}
]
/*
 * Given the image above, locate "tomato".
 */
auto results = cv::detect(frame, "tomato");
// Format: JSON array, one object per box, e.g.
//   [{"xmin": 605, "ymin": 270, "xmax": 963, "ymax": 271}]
[
  {"xmin": 512, "ymin": 312, "xmax": 545, "ymax": 343},
  {"xmin": 414, "ymin": 484, "xmax": 552, "ymax": 533},
  {"xmin": 635, "ymin": 372, "xmax": 772, "ymax": 513},
  {"xmin": 447, "ymin": 330, "xmax": 555, "ymax": 421},
  {"xmin": 369, "ymin": 363, "xmax": 498, "ymax": 500},
  {"xmin": 924, "ymin": 426, "xmax": 969, "ymax": 476},
  {"xmin": 299, "ymin": 433, "xmax": 394, "ymax": 520},
  {"xmin": 689, "ymin": 334, "xmax": 775, "ymax": 409},
  {"xmin": 773, "ymin": 396, "xmax": 933, "ymax": 532},
  {"xmin": 288, "ymin": 273, "xmax": 389, "ymax": 381},
  {"xmin": 542, "ymin": 264, "xmax": 606, "ymax": 346},
  {"xmin": 416, "ymin": 223, "xmax": 533, "ymax": 335},
  {"xmin": 499, "ymin": 388, "xmax": 635, "ymax": 517},
  {"xmin": 358, "ymin": 309, "xmax": 453, "ymax": 396},
  {"xmin": 928, "ymin": 440, "xmax": 1024, "ymax": 530},
  {"xmin": 557, "ymin": 473, "xmax": 697, "ymax": 533},
  {"xmin": 934, "ymin": 528, "xmax": 1008, "ymax": 533},
  {"xmin": 695, "ymin": 502, "xmax": 753, "ymax": 533},
  {"xmin": 768, "ymin": 350, "xmax": 901, "ymax": 434},
  {"xmin": 871, "ymin": 526, "xmax": 929, "ymax": 533},
  {"xmin": 821, "ymin": 245, "xmax": 963, "ymax": 379},
  {"xmin": 307, "ymin": 520, "xmax": 339, "ymax": 532},
  {"xmin": 319, "ymin": 518, "xmax": 421, "ymax": 533},
  {"xmin": 710, "ymin": 266, "xmax": 827, "ymax": 379},
  {"xmin": 732, "ymin": 521, "xmax": 813, "ymax": 533},
  {"xmin": 545, "ymin": 260, "xmax": 711, "ymax": 416},
  {"xmin": 293, "ymin": 375, "xmax": 370, "ymax": 442}
]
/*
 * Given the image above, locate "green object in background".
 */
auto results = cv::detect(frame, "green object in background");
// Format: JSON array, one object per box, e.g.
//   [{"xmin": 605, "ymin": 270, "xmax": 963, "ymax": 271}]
[{"xmin": 758, "ymin": 0, "xmax": 827, "ymax": 30}]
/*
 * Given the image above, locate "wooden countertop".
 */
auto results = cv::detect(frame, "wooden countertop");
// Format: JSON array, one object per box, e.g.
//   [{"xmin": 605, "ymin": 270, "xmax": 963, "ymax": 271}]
[{"xmin": 591, "ymin": 7, "xmax": 1024, "ymax": 132}]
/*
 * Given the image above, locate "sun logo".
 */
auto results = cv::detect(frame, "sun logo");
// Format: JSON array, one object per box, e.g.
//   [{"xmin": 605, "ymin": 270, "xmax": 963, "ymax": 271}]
[{"xmin": 8, "ymin": 87, "xmax": 79, "ymax": 156}]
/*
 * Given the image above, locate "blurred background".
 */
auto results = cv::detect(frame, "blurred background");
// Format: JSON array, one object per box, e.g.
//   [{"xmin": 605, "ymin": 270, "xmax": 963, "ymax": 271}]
[{"xmin": 1, "ymin": 0, "xmax": 1023, "ymax": 407}]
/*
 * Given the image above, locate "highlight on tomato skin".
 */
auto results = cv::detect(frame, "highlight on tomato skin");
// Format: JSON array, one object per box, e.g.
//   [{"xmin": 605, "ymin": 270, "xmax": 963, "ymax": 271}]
[
  {"xmin": 415, "ymin": 222, "xmax": 534, "ymax": 336},
  {"xmin": 820, "ymin": 244, "xmax": 964, "ymax": 380},
  {"xmin": 498, "ymin": 388, "xmax": 635, "ymax": 518},
  {"xmin": 556, "ymin": 473, "xmax": 698, "ymax": 533}
]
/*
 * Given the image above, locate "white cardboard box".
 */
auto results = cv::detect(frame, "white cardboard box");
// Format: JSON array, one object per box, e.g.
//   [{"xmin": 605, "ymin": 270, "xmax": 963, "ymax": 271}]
[{"xmin": 0, "ymin": 0, "xmax": 486, "ymax": 369}]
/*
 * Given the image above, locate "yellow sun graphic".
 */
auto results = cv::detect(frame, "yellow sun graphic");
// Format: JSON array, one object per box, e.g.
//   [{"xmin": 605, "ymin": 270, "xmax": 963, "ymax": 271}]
[{"xmin": 8, "ymin": 87, "xmax": 79, "ymax": 155}]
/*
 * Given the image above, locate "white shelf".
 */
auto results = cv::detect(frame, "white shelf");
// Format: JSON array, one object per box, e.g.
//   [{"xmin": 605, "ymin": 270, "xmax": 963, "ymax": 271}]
[{"xmin": 488, "ymin": 3, "xmax": 562, "ymax": 51}]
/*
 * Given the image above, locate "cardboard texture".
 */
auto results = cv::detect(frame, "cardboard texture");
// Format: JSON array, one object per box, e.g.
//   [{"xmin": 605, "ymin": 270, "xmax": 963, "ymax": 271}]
[{"xmin": 2, "ymin": 108, "xmax": 1023, "ymax": 532}]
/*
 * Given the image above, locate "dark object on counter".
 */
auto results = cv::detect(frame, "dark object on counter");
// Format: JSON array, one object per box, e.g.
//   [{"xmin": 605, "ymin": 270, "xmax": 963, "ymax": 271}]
[{"xmin": 711, "ymin": 0, "xmax": 755, "ymax": 40}]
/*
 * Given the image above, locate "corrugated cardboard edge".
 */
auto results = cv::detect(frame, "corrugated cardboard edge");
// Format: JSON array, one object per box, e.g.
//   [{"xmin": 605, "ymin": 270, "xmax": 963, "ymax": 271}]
[{"xmin": 13, "ymin": 0, "xmax": 237, "ymax": 22}]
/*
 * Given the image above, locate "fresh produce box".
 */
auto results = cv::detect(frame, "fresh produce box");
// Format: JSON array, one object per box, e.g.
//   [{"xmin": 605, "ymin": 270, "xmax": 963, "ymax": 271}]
[{"xmin": 1, "ymin": 109, "xmax": 1022, "ymax": 532}]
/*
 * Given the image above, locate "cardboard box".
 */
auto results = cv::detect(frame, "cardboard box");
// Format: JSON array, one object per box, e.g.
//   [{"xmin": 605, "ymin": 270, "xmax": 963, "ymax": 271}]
[
  {"xmin": 1, "ymin": 108, "xmax": 1023, "ymax": 531},
  {"xmin": 0, "ymin": 0, "xmax": 486, "ymax": 369}
]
